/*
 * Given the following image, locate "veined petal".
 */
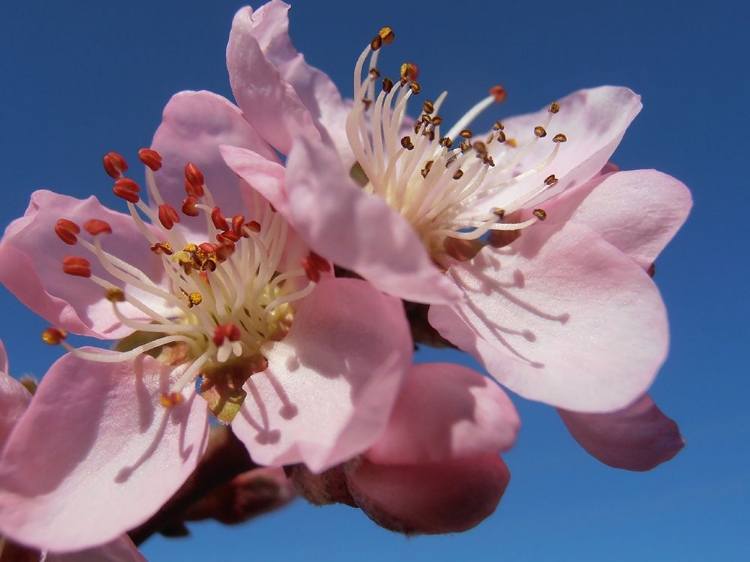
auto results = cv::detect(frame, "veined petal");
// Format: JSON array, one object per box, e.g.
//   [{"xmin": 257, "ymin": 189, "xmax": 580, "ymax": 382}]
[
  {"xmin": 558, "ymin": 394, "xmax": 685, "ymax": 471},
  {"xmin": 365, "ymin": 363, "xmax": 518, "ymax": 465},
  {"xmin": 227, "ymin": 5, "xmax": 321, "ymax": 154},
  {"xmin": 232, "ymin": 278, "xmax": 412, "ymax": 473},
  {"xmin": 429, "ymin": 221, "xmax": 669, "ymax": 412},
  {"xmin": 0, "ymin": 191, "xmax": 168, "ymax": 339},
  {"xmin": 282, "ymin": 137, "xmax": 463, "ymax": 305},
  {"xmin": 0, "ymin": 350, "xmax": 209, "ymax": 552},
  {"xmin": 150, "ymin": 90, "xmax": 279, "ymax": 219}
]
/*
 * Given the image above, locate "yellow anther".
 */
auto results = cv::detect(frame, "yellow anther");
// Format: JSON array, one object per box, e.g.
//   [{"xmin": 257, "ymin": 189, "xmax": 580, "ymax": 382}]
[
  {"xmin": 553, "ymin": 133, "xmax": 567, "ymax": 143},
  {"xmin": 188, "ymin": 292, "xmax": 203, "ymax": 307},
  {"xmin": 533, "ymin": 209, "xmax": 548, "ymax": 221},
  {"xmin": 534, "ymin": 126, "xmax": 547, "ymax": 138},
  {"xmin": 549, "ymin": 102, "xmax": 560, "ymax": 114},
  {"xmin": 379, "ymin": 27, "xmax": 395, "ymax": 44}
]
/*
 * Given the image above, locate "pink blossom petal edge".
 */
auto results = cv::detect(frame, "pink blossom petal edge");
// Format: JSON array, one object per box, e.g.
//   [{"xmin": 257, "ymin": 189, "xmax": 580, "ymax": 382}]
[
  {"xmin": 235, "ymin": 0, "xmax": 354, "ymax": 164},
  {"xmin": 227, "ymin": 5, "xmax": 321, "ymax": 155},
  {"xmin": 430, "ymin": 221, "xmax": 669, "ymax": 412},
  {"xmin": 231, "ymin": 138, "xmax": 462, "ymax": 305},
  {"xmin": 47, "ymin": 535, "xmax": 146, "ymax": 562},
  {"xmin": 346, "ymin": 455, "xmax": 510, "ymax": 535},
  {"xmin": 0, "ymin": 350, "xmax": 209, "ymax": 552},
  {"xmin": 232, "ymin": 278, "xmax": 412, "ymax": 473},
  {"xmin": 0, "ymin": 342, "xmax": 31, "ymax": 447},
  {"xmin": 558, "ymin": 394, "xmax": 685, "ymax": 471},
  {"xmin": 365, "ymin": 363, "xmax": 519, "ymax": 465},
  {"xmin": 477, "ymin": 86, "xmax": 642, "ymax": 213},
  {"xmin": 0, "ymin": 191, "xmax": 166, "ymax": 339},
  {"xmin": 150, "ymin": 90, "xmax": 279, "ymax": 218}
]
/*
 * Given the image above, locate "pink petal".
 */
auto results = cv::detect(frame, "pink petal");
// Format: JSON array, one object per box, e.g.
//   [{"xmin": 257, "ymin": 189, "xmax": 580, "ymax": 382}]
[
  {"xmin": 365, "ymin": 363, "xmax": 519, "ymax": 465},
  {"xmin": 346, "ymin": 455, "xmax": 510, "ymax": 535},
  {"xmin": 150, "ymin": 90, "xmax": 278, "ymax": 218},
  {"xmin": 218, "ymin": 145, "xmax": 290, "ymax": 215},
  {"xmin": 0, "ymin": 343, "xmax": 31, "ymax": 448},
  {"xmin": 0, "ymin": 191, "xmax": 167, "ymax": 339},
  {"xmin": 0, "ymin": 349, "xmax": 209, "ymax": 551},
  {"xmin": 227, "ymin": 6, "xmax": 321, "ymax": 155},
  {"xmin": 566, "ymin": 170, "xmax": 692, "ymax": 269},
  {"xmin": 429, "ymin": 221, "xmax": 669, "ymax": 412},
  {"xmin": 47, "ymin": 535, "xmax": 146, "ymax": 562},
  {"xmin": 282, "ymin": 138, "xmax": 463, "ymax": 305},
  {"xmin": 238, "ymin": 0, "xmax": 354, "ymax": 164},
  {"xmin": 478, "ymin": 86, "xmax": 642, "ymax": 212},
  {"xmin": 231, "ymin": 278, "xmax": 412, "ymax": 473},
  {"xmin": 558, "ymin": 394, "xmax": 685, "ymax": 471}
]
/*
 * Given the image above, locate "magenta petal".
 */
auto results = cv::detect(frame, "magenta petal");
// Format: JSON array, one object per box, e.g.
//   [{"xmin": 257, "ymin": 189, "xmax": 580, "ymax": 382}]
[
  {"xmin": 0, "ymin": 349, "xmax": 209, "ymax": 551},
  {"xmin": 430, "ymin": 222, "xmax": 669, "ymax": 412},
  {"xmin": 151, "ymin": 90, "xmax": 278, "ymax": 216},
  {"xmin": 479, "ymin": 86, "xmax": 642, "ymax": 212},
  {"xmin": 366, "ymin": 363, "xmax": 519, "ymax": 465},
  {"xmin": 47, "ymin": 535, "xmax": 146, "ymax": 562},
  {"xmin": 0, "ymin": 191, "xmax": 166, "ymax": 339},
  {"xmin": 227, "ymin": 6, "xmax": 321, "ymax": 155},
  {"xmin": 558, "ymin": 394, "xmax": 685, "ymax": 471},
  {"xmin": 282, "ymin": 137, "xmax": 463, "ymax": 304},
  {"xmin": 0, "ymin": 343, "xmax": 31, "ymax": 448},
  {"xmin": 232, "ymin": 278, "xmax": 412, "ymax": 472},
  {"xmin": 347, "ymin": 455, "xmax": 510, "ymax": 535},
  {"xmin": 567, "ymin": 170, "xmax": 693, "ymax": 269}
]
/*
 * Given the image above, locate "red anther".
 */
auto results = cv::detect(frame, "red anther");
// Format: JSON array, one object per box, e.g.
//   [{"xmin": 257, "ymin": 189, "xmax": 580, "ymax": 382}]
[
  {"xmin": 301, "ymin": 256, "xmax": 321, "ymax": 283},
  {"xmin": 245, "ymin": 220, "xmax": 261, "ymax": 233},
  {"xmin": 213, "ymin": 323, "xmax": 240, "ymax": 346},
  {"xmin": 160, "ymin": 392, "xmax": 184, "ymax": 408},
  {"xmin": 83, "ymin": 219, "xmax": 113, "ymax": 236},
  {"xmin": 55, "ymin": 219, "xmax": 80, "ymax": 245},
  {"xmin": 103, "ymin": 152, "xmax": 128, "ymax": 179},
  {"xmin": 138, "ymin": 148, "xmax": 163, "ymax": 171},
  {"xmin": 217, "ymin": 230, "xmax": 240, "ymax": 243},
  {"xmin": 113, "ymin": 178, "xmax": 141, "ymax": 204},
  {"xmin": 647, "ymin": 263, "xmax": 656, "ymax": 277},
  {"xmin": 400, "ymin": 62, "xmax": 419, "ymax": 82},
  {"xmin": 308, "ymin": 251, "xmax": 331, "ymax": 272},
  {"xmin": 42, "ymin": 327, "xmax": 67, "ymax": 345},
  {"xmin": 231, "ymin": 215, "xmax": 246, "ymax": 236},
  {"xmin": 181, "ymin": 197, "xmax": 199, "ymax": 217},
  {"xmin": 490, "ymin": 85, "xmax": 508, "ymax": 103},
  {"xmin": 199, "ymin": 242, "xmax": 218, "ymax": 255},
  {"xmin": 211, "ymin": 207, "xmax": 229, "ymax": 231},
  {"xmin": 62, "ymin": 256, "xmax": 92, "ymax": 277},
  {"xmin": 215, "ymin": 241, "xmax": 235, "ymax": 262},
  {"xmin": 185, "ymin": 163, "xmax": 205, "ymax": 197},
  {"xmin": 158, "ymin": 204, "xmax": 181, "ymax": 230}
]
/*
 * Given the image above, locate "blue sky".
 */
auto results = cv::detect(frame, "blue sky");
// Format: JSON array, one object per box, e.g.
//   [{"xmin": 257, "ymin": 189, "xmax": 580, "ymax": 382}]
[{"xmin": 1, "ymin": 1, "xmax": 748, "ymax": 560}]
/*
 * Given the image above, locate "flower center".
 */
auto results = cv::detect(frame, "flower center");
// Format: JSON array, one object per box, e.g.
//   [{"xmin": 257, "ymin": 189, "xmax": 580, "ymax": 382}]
[
  {"xmin": 46, "ymin": 150, "xmax": 328, "ymax": 420},
  {"xmin": 347, "ymin": 27, "xmax": 567, "ymax": 264}
]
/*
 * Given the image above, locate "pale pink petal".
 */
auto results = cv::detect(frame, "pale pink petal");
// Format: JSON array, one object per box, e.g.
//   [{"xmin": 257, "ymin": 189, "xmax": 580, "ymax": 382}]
[
  {"xmin": 232, "ymin": 278, "xmax": 412, "ymax": 472},
  {"xmin": 150, "ymin": 90, "xmax": 278, "ymax": 218},
  {"xmin": 281, "ymin": 138, "xmax": 463, "ymax": 305},
  {"xmin": 365, "ymin": 363, "xmax": 518, "ymax": 465},
  {"xmin": 227, "ymin": 6, "xmax": 320, "ymax": 155},
  {"xmin": 0, "ymin": 191, "xmax": 167, "ymax": 339},
  {"xmin": 241, "ymin": 0, "xmax": 354, "ymax": 164},
  {"xmin": 429, "ymin": 221, "xmax": 669, "ymax": 412},
  {"xmin": 47, "ymin": 535, "xmax": 146, "ymax": 562},
  {"xmin": 478, "ymin": 86, "xmax": 642, "ymax": 212},
  {"xmin": 0, "ymin": 350, "xmax": 209, "ymax": 551},
  {"xmin": 558, "ymin": 394, "xmax": 684, "ymax": 471},
  {"xmin": 565, "ymin": 170, "xmax": 693, "ymax": 269},
  {"xmin": 346, "ymin": 455, "xmax": 510, "ymax": 535},
  {"xmin": 0, "ymin": 342, "xmax": 31, "ymax": 447},
  {"xmin": 218, "ymin": 146, "xmax": 289, "ymax": 215}
]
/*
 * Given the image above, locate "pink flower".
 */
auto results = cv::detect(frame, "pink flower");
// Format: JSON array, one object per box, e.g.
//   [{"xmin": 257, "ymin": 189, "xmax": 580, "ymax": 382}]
[
  {"xmin": 0, "ymin": 341, "xmax": 146, "ymax": 561},
  {"xmin": 289, "ymin": 362, "xmax": 519, "ymax": 534},
  {"xmin": 0, "ymin": 91, "xmax": 412, "ymax": 550},
  {"xmin": 218, "ymin": 2, "xmax": 692, "ymax": 422}
]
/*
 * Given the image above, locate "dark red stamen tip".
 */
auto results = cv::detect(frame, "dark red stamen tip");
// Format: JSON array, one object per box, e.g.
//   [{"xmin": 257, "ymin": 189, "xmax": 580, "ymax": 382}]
[
  {"xmin": 232, "ymin": 215, "xmax": 246, "ymax": 237},
  {"xmin": 185, "ymin": 163, "xmax": 205, "ymax": 197},
  {"xmin": 181, "ymin": 197, "xmax": 199, "ymax": 217},
  {"xmin": 55, "ymin": 219, "xmax": 80, "ymax": 245},
  {"xmin": 490, "ymin": 85, "xmax": 507, "ymax": 103},
  {"xmin": 113, "ymin": 178, "xmax": 141, "ymax": 204},
  {"xmin": 103, "ymin": 152, "xmax": 128, "ymax": 179},
  {"xmin": 138, "ymin": 148, "xmax": 163, "ymax": 171},
  {"xmin": 62, "ymin": 255, "xmax": 92, "ymax": 277},
  {"xmin": 158, "ymin": 204, "xmax": 181, "ymax": 230},
  {"xmin": 83, "ymin": 219, "xmax": 113, "ymax": 236},
  {"xmin": 211, "ymin": 207, "xmax": 229, "ymax": 231}
]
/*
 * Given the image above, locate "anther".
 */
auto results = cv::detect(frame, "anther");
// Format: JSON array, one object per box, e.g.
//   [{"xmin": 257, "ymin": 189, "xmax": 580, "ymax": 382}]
[
  {"xmin": 533, "ymin": 209, "xmax": 548, "ymax": 221},
  {"xmin": 84, "ymin": 219, "xmax": 113, "ymax": 236},
  {"xmin": 211, "ymin": 207, "xmax": 229, "ymax": 231},
  {"xmin": 55, "ymin": 219, "xmax": 80, "ymax": 245},
  {"xmin": 245, "ymin": 220, "xmax": 261, "ymax": 233},
  {"xmin": 150, "ymin": 242, "xmax": 173, "ymax": 255},
  {"xmin": 549, "ymin": 102, "xmax": 560, "ymax": 114},
  {"xmin": 42, "ymin": 327, "xmax": 67, "ymax": 346},
  {"xmin": 553, "ymin": 133, "xmax": 567, "ymax": 143},
  {"xmin": 369, "ymin": 68, "xmax": 381, "ymax": 78},
  {"xmin": 103, "ymin": 152, "xmax": 128, "ymax": 179},
  {"xmin": 400, "ymin": 62, "xmax": 419, "ymax": 82},
  {"xmin": 106, "ymin": 287, "xmax": 126, "ymax": 302},
  {"xmin": 113, "ymin": 178, "xmax": 141, "ymax": 204},
  {"xmin": 409, "ymin": 82, "xmax": 421, "ymax": 94},
  {"xmin": 544, "ymin": 174, "xmax": 558, "ymax": 186},
  {"xmin": 213, "ymin": 324, "xmax": 241, "ymax": 347},
  {"xmin": 490, "ymin": 85, "xmax": 507, "ymax": 103},
  {"xmin": 158, "ymin": 205, "xmax": 181, "ymax": 230},
  {"xmin": 160, "ymin": 392, "xmax": 184, "ymax": 408},
  {"xmin": 422, "ymin": 100, "xmax": 435, "ymax": 114},
  {"xmin": 534, "ymin": 126, "xmax": 547, "ymax": 138},
  {"xmin": 138, "ymin": 148, "xmax": 163, "ymax": 171},
  {"xmin": 453, "ymin": 169, "xmax": 464, "ymax": 180},
  {"xmin": 421, "ymin": 160, "xmax": 434, "ymax": 178},
  {"xmin": 231, "ymin": 215, "xmax": 246, "ymax": 237},
  {"xmin": 439, "ymin": 137, "xmax": 453, "ymax": 148},
  {"xmin": 182, "ymin": 197, "xmax": 200, "ymax": 217},
  {"xmin": 382, "ymin": 77, "xmax": 394, "ymax": 93},
  {"xmin": 401, "ymin": 136, "xmax": 415, "ymax": 150},
  {"xmin": 647, "ymin": 263, "xmax": 656, "ymax": 278},
  {"xmin": 460, "ymin": 129, "xmax": 473, "ymax": 139},
  {"xmin": 493, "ymin": 121, "xmax": 505, "ymax": 131},
  {"xmin": 431, "ymin": 115, "xmax": 443, "ymax": 126},
  {"xmin": 188, "ymin": 292, "xmax": 203, "ymax": 307},
  {"xmin": 185, "ymin": 163, "xmax": 205, "ymax": 197},
  {"xmin": 379, "ymin": 26, "xmax": 395, "ymax": 45},
  {"xmin": 62, "ymin": 256, "xmax": 92, "ymax": 278}
]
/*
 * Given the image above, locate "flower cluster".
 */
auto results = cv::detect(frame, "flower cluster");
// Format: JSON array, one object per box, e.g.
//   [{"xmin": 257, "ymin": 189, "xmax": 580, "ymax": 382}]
[{"xmin": 0, "ymin": 0, "xmax": 690, "ymax": 555}]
